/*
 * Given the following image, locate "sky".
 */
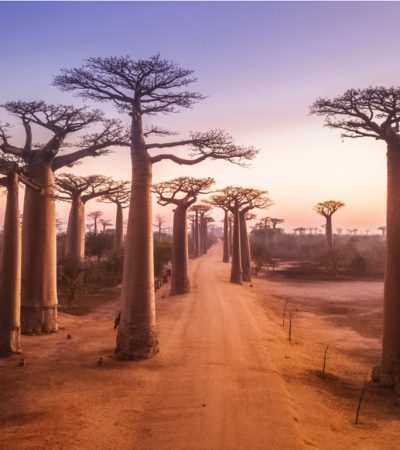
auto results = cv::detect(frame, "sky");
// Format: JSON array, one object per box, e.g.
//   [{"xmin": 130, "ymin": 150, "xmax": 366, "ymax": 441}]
[{"xmin": 0, "ymin": 1, "xmax": 398, "ymax": 232}]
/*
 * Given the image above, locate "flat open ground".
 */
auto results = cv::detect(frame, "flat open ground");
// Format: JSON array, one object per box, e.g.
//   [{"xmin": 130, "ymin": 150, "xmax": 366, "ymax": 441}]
[{"xmin": 0, "ymin": 243, "xmax": 398, "ymax": 449}]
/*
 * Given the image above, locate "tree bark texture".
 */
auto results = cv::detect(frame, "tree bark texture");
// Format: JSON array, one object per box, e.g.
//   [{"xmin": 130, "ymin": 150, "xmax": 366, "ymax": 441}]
[
  {"xmin": 381, "ymin": 143, "xmax": 400, "ymax": 386},
  {"xmin": 0, "ymin": 173, "xmax": 22, "ymax": 354},
  {"xmin": 325, "ymin": 215, "xmax": 333, "ymax": 252},
  {"xmin": 171, "ymin": 205, "xmax": 190, "ymax": 295},
  {"xmin": 223, "ymin": 210, "xmax": 229, "ymax": 263},
  {"xmin": 228, "ymin": 218, "xmax": 233, "ymax": 257},
  {"xmin": 21, "ymin": 164, "xmax": 58, "ymax": 334},
  {"xmin": 239, "ymin": 212, "xmax": 252, "ymax": 282},
  {"xmin": 116, "ymin": 123, "xmax": 158, "ymax": 359},
  {"xmin": 230, "ymin": 208, "xmax": 242, "ymax": 284},
  {"xmin": 194, "ymin": 210, "xmax": 200, "ymax": 257},
  {"xmin": 65, "ymin": 195, "xmax": 85, "ymax": 260},
  {"xmin": 115, "ymin": 203, "xmax": 124, "ymax": 250}
]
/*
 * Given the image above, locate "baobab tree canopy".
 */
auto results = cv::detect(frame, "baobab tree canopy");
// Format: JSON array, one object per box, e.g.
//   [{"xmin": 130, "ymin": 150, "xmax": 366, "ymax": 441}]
[
  {"xmin": 313, "ymin": 200, "xmax": 345, "ymax": 217},
  {"xmin": 56, "ymin": 173, "xmax": 122, "ymax": 202},
  {"xmin": 310, "ymin": 87, "xmax": 400, "ymax": 143},
  {"xmin": 153, "ymin": 177, "xmax": 215, "ymax": 205},
  {"xmin": 0, "ymin": 101, "xmax": 129, "ymax": 168},
  {"xmin": 54, "ymin": 55, "xmax": 258, "ymax": 165}
]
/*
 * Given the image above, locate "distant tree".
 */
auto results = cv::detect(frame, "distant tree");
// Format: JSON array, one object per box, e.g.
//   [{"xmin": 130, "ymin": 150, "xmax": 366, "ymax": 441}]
[
  {"xmin": 99, "ymin": 218, "xmax": 112, "ymax": 232},
  {"xmin": 55, "ymin": 54, "xmax": 258, "ymax": 359},
  {"xmin": 378, "ymin": 226, "xmax": 386, "ymax": 237},
  {"xmin": 313, "ymin": 200, "xmax": 345, "ymax": 252},
  {"xmin": 190, "ymin": 204, "xmax": 211, "ymax": 256},
  {"xmin": 210, "ymin": 187, "xmax": 270, "ymax": 284},
  {"xmin": 153, "ymin": 177, "xmax": 214, "ymax": 294},
  {"xmin": 56, "ymin": 174, "xmax": 122, "ymax": 259},
  {"xmin": 87, "ymin": 210, "xmax": 103, "ymax": 235},
  {"xmin": 100, "ymin": 182, "xmax": 130, "ymax": 250},
  {"xmin": 0, "ymin": 102, "xmax": 127, "ymax": 334},
  {"xmin": 238, "ymin": 191, "xmax": 272, "ymax": 281},
  {"xmin": 311, "ymin": 86, "xmax": 400, "ymax": 386},
  {"xmin": 208, "ymin": 196, "xmax": 230, "ymax": 263},
  {"xmin": 153, "ymin": 215, "xmax": 167, "ymax": 244},
  {"xmin": 336, "ymin": 227, "xmax": 343, "ymax": 236}
]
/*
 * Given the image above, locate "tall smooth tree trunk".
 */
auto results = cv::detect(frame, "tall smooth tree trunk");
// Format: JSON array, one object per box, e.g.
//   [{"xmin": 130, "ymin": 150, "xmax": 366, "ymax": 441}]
[
  {"xmin": 194, "ymin": 210, "xmax": 200, "ymax": 257},
  {"xmin": 223, "ymin": 210, "xmax": 229, "ymax": 262},
  {"xmin": 240, "ymin": 212, "xmax": 252, "ymax": 282},
  {"xmin": 65, "ymin": 195, "xmax": 85, "ymax": 260},
  {"xmin": 116, "ymin": 121, "xmax": 158, "ymax": 359},
  {"xmin": 381, "ymin": 144, "xmax": 400, "ymax": 386},
  {"xmin": 93, "ymin": 217, "xmax": 98, "ymax": 234},
  {"xmin": 204, "ymin": 220, "xmax": 208, "ymax": 252},
  {"xmin": 325, "ymin": 215, "xmax": 333, "ymax": 252},
  {"xmin": 21, "ymin": 164, "xmax": 58, "ymax": 334},
  {"xmin": 199, "ymin": 214, "xmax": 204, "ymax": 255},
  {"xmin": 230, "ymin": 208, "xmax": 242, "ymax": 284},
  {"xmin": 0, "ymin": 173, "xmax": 21, "ymax": 354},
  {"xmin": 228, "ymin": 217, "xmax": 233, "ymax": 256},
  {"xmin": 171, "ymin": 205, "xmax": 190, "ymax": 295},
  {"xmin": 190, "ymin": 220, "xmax": 195, "ymax": 256},
  {"xmin": 114, "ymin": 203, "xmax": 124, "ymax": 250}
]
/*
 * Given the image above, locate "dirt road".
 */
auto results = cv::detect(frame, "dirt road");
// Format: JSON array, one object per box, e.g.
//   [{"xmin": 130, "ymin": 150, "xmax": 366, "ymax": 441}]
[{"xmin": 0, "ymin": 244, "xmax": 303, "ymax": 450}]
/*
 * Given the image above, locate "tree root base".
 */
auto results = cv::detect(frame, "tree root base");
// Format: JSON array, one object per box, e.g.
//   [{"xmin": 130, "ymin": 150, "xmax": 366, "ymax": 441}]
[
  {"xmin": 0, "ymin": 328, "xmax": 22, "ymax": 356},
  {"xmin": 116, "ymin": 325, "xmax": 159, "ymax": 360},
  {"xmin": 21, "ymin": 306, "xmax": 58, "ymax": 335}
]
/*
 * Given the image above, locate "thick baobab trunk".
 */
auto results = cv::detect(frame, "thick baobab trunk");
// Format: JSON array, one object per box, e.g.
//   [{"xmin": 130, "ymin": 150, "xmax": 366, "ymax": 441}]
[
  {"xmin": 228, "ymin": 217, "xmax": 233, "ymax": 256},
  {"xmin": 194, "ymin": 210, "xmax": 200, "ymax": 257},
  {"xmin": 190, "ymin": 220, "xmax": 195, "ymax": 256},
  {"xmin": 114, "ymin": 203, "xmax": 124, "ymax": 250},
  {"xmin": 203, "ymin": 218, "xmax": 208, "ymax": 253},
  {"xmin": 240, "ymin": 212, "xmax": 252, "ymax": 282},
  {"xmin": 65, "ymin": 195, "xmax": 85, "ymax": 260},
  {"xmin": 381, "ymin": 144, "xmax": 400, "ymax": 386},
  {"xmin": 325, "ymin": 215, "xmax": 333, "ymax": 252},
  {"xmin": 230, "ymin": 208, "xmax": 242, "ymax": 284},
  {"xmin": 223, "ymin": 210, "xmax": 229, "ymax": 263},
  {"xmin": 116, "ymin": 138, "xmax": 158, "ymax": 359},
  {"xmin": 21, "ymin": 164, "xmax": 58, "ymax": 334},
  {"xmin": 0, "ymin": 173, "xmax": 21, "ymax": 354},
  {"xmin": 171, "ymin": 205, "xmax": 190, "ymax": 295}
]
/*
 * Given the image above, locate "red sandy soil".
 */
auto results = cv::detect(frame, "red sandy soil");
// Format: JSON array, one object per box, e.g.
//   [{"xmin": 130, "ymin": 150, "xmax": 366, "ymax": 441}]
[{"xmin": 0, "ymin": 244, "xmax": 399, "ymax": 449}]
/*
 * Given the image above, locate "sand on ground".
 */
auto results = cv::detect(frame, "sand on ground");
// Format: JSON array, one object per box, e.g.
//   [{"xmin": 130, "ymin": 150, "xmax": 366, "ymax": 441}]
[{"xmin": 0, "ymin": 243, "xmax": 399, "ymax": 449}]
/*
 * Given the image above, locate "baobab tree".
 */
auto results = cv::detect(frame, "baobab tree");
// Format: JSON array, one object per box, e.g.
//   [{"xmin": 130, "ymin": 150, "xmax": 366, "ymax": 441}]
[
  {"xmin": 378, "ymin": 226, "xmax": 386, "ymax": 237},
  {"xmin": 55, "ymin": 55, "xmax": 258, "ymax": 359},
  {"xmin": 100, "ymin": 183, "xmax": 130, "ymax": 250},
  {"xmin": 99, "ymin": 218, "xmax": 112, "ymax": 233},
  {"xmin": 87, "ymin": 210, "xmax": 103, "ymax": 234},
  {"xmin": 0, "ymin": 102, "xmax": 127, "ymax": 334},
  {"xmin": 310, "ymin": 86, "xmax": 400, "ymax": 386},
  {"xmin": 239, "ymin": 191, "xmax": 272, "ymax": 282},
  {"xmin": 0, "ymin": 157, "xmax": 41, "ymax": 353},
  {"xmin": 313, "ymin": 200, "xmax": 345, "ymax": 252},
  {"xmin": 153, "ymin": 177, "xmax": 214, "ymax": 294},
  {"xmin": 208, "ymin": 196, "xmax": 230, "ymax": 263},
  {"xmin": 56, "ymin": 174, "xmax": 122, "ymax": 259},
  {"xmin": 210, "ymin": 187, "xmax": 269, "ymax": 284},
  {"xmin": 153, "ymin": 215, "xmax": 167, "ymax": 243},
  {"xmin": 189, "ymin": 204, "xmax": 212, "ymax": 256}
]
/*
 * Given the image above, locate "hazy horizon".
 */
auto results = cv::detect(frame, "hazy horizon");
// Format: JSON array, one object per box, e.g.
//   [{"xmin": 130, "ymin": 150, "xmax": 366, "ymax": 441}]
[{"xmin": 1, "ymin": 1, "xmax": 397, "ymax": 231}]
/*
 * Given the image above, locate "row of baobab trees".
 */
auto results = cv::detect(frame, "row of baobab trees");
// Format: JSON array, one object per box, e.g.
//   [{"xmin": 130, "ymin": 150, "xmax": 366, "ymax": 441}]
[{"xmin": 1, "ymin": 54, "xmax": 400, "ymax": 390}]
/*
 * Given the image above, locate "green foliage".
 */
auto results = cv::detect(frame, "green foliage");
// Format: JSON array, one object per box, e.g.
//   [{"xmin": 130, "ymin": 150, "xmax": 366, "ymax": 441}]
[
  {"xmin": 57, "ymin": 257, "xmax": 84, "ymax": 307},
  {"xmin": 85, "ymin": 231, "xmax": 113, "ymax": 260},
  {"xmin": 154, "ymin": 240, "xmax": 172, "ymax": 278}
]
